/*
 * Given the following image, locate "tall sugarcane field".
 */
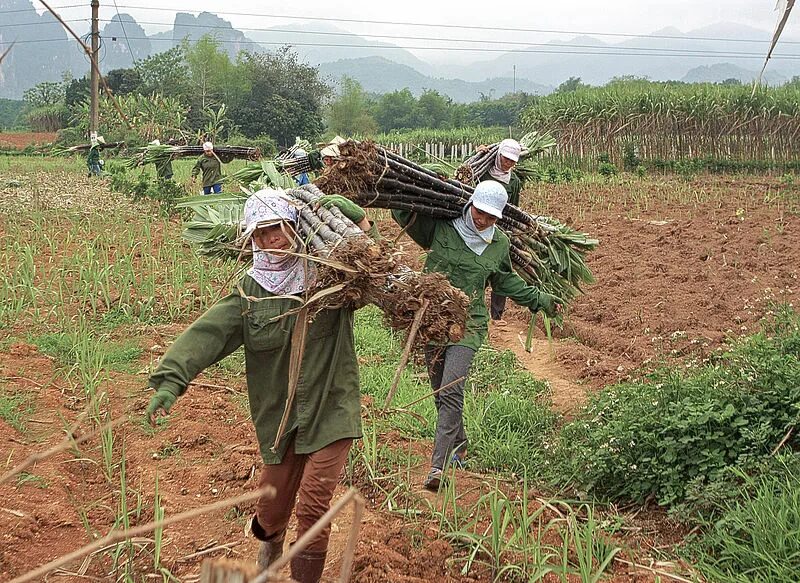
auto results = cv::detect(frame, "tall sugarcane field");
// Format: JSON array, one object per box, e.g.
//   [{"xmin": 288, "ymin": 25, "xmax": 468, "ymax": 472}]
[{"xmin": 2, "ymin": 15, "xmax": 800, "ymax": 582}]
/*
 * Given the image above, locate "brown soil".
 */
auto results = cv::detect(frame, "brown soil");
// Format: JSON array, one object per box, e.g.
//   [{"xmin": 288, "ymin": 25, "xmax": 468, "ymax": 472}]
[
  {"xmin": 0, "ymin": 132, "xmax": 57, "ymax": 149},
  {"xmin": 2, "ymin": 174, "xmax": 795, "ymax": 582}
]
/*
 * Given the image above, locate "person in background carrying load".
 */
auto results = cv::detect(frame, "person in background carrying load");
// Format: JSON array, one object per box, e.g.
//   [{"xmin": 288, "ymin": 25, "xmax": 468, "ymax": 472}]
[
  {"xmin": 191, "ymin": 141, "xmax": 223, "ymax": 194},
  {"xmin": 293, "ymin": 148, "xmax": 311, "ymax": 186},
  {"xmin": 145, "ymin": 188, "xmax": 372, "ymax": 582},
  {"xmin": 87, "ymin": 135, "xmax": 105, "ymax": 177},
  {"xmin": 149, "ymin": 139, "xmax": 174, "ymax": 181},
  {"xmin": 477, "ymin": 138, "xmax": 523, "ymax": 323},
  {"xmin": 391, "ymin": 180, "xmax": 562, "ymax": 491}
]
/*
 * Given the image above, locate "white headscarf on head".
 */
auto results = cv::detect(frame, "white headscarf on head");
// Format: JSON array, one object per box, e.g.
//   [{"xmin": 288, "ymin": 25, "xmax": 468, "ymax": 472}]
[
  {"xmin": 488, "ymin": 139, "xmax": 521, "ymax": 184},
  {"xmin": 243, "ymin": 189, "xmax": 313, "ymax": 294}
]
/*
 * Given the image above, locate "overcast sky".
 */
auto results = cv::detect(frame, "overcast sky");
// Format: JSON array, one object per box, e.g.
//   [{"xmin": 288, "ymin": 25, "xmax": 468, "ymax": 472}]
[{"xmin": 42, "ymin": 0, "xmax": 800, "ymax": 65}]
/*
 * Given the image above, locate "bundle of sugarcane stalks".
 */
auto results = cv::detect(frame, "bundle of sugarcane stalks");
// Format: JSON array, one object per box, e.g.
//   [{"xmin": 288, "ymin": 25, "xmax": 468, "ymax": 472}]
[
  {"xmin": 315, "ymin": 140, "xmax": 597, "ymax": 302},
  {"xmin": 127, "ymin": 143, "xmax": 261, "ymax": 168},
  {"xmin": 455, "ymin": 131, "xmax": 556, "ymax": 185},
  {"xmin": 178, "ymin": 184, "xmax": 469, "ymax": 345},
  {"xmin": 53, "ymin": 141, "xmax": 126, "ymax": 155}
]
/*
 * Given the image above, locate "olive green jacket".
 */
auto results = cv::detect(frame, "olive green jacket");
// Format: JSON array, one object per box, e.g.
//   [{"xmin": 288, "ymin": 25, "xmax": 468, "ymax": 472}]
[
  {"xmin": 87, "ymin": 145, "xmax": 101, "ymax": 166},
  {"xmin": 479, "ymin": 170, "xmax": 522, "ymax": 207},
  {"xmin": 391, "ymin": 210, "xmax": 550, "ymax": 350},
  {"xmin": 191, "ymin": 155, "xmax": 223, "ymax": 187},
  {"xmin": 148, "ymin": 275, "xmax": 362, "ymax": 464}
]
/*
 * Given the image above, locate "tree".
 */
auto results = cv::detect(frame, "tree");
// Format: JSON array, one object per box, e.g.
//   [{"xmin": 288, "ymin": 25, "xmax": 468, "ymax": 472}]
[
  {"xmin": 183, "ymin": 36, "xmax": 248, "ymax": 111},
  {"xmin": 555, "ymin": 76, "xmax": 588, "ymax": 93},
  {"xmin": 415, "ymin": 89, "xmax": 451, "ymax": 129},
  {"xmin": 230, "ymin": 47, "xmax": 330, "ymax": 145},
  {"xmin": 65, "ymin": 76, "xmax": 90, "ymax": 107},
  {"xmin": 22, "ymin": 81, "xmax": 65, "ymax": 108},
  {"xmin": 327, "ymin": 77, "xmax": 377, "ymax": 135},
  {"xmin": 135, "ymin": 46, "xmax": 191, "ymax": 100},
  {"xmin": 374, "ymin": 89, "xmax": 419, "ymax": 131},
  {"xmin": 106, "ymin": 68, "xmax": 142, "ymax": 95}
]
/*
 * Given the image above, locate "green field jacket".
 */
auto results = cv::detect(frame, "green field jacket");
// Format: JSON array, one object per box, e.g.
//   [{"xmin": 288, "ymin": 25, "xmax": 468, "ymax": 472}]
[
  {"xmin": 148, "ymin": 275, "xmax": 362, "ymax": 464},
  {"xmin": 391, "ymin": 210, "xmax": 548, "ymax": 350}
]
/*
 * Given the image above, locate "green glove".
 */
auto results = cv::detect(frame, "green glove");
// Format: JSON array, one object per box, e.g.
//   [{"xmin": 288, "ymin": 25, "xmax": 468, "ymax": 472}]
[
  {"xmin": 146, "ymin": 389, "xmax": 177, "ymax": 425},
  {"xmin": 534, "ymin": 293, "xmax": 563, "ymax": 318},
  {"xmin": 318, "ymin": 194, "xmax": 366, "ymax": 224}
]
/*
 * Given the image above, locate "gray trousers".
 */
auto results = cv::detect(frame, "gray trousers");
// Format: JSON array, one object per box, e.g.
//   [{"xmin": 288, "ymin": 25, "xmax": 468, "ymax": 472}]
[{"xmin": 424, "ymin": 345, "xmax": 477, "ymax": 471}]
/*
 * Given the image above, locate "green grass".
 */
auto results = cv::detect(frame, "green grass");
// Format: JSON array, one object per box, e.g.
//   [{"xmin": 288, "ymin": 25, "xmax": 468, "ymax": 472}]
[
  {"xmin": 354, "ymin": 306, "xmax": 557, "ymax": 477},
  {"xmin": 16, "ymin": 471, "xmax": 49, "ymax": 489},
  {"xmin": 0, "ymin": 390, "xmax": 33, "ymax": 432},
  {"xmin": 31, "ymin": 332, "xmax": 143, "ymax": 372},
  {"xmin": 689, "ymin": 454, "xmax": 800, "ymax": 583}
]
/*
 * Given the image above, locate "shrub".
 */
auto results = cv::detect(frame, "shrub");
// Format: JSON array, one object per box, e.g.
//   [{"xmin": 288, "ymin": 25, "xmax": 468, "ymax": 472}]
[{"xmin": 551, "ymin": 306, "xmax": 800, "ymax": 506}]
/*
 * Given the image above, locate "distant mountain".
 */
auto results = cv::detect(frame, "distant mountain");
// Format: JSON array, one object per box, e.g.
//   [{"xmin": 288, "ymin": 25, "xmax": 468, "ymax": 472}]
[
  {"xmin": 3, "ymin": 7, "xmax": 800, "ymax": 101},
  {"xmin": 0, "ymin": 0, "xmax": 77, "ymax": 98},
  {"xmin": 167, "ymin": 11, "xmax": 263, "ymax": 58},
  {"xmin": 101, "ymin": 14, "xmax": 152, "ymax": 71},
  {"xmin": 682, "ymin": 62, "xmax": 787, "ymax": 84},
  {"xmin": 319, "ymin": 56, "xmax": 551, "ymax": 102},
  {"xmin": 247, "ymin": 22, "xmax": 436, "ymax": 76},
  {"xmin": 451, "ymin": 21, "xmax": 800, "ymax": 86}
]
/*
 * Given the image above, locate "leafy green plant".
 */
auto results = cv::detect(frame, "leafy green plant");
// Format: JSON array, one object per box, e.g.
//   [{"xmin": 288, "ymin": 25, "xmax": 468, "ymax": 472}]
[{"xmin": 552, "ymin": 306, "xmax": 800, "ymax": 506}]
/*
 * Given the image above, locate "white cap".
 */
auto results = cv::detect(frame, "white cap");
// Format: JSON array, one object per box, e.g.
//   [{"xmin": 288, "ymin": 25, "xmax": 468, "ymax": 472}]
[
  {"xmin": 202, "ymin": 141, "xmax": 213, "ymax": 151},
  {"xmin": 96, "ymin": 135, "xmax": 106, "ymax": 145},
  {"xmin": 150, "ymin": 139, "xmax": 160, "ymax": 146},
  {"xmin": 498, "ymin": 138, "xmax": 521, "ymax": 162},
  {"xmin": 471, "ymin": 180, "xmax": 508, "ymax": 219},
  {"xmin": 293, "ymin": 148, "xmax": 307, "ymax": 158}
]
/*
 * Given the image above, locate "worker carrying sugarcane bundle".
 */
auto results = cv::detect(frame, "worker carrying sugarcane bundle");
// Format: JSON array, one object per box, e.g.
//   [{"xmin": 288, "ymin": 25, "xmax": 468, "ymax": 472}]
[
  {"xmin": 146, "ymin": 188, "xmax": 374, "ymax": 582},
  {"xmin": 191, "ymin": 141, "xmax": 224, "ymax": 194},
  {"xmin": 86, "ymin": 135, "xmax": 105, "ymax": 177},
  {"xmin": 480, "ymin": 138, "xmax": 522, "ymax": 322},
  {"xmin": 149, "ymin": 139, "xmax": 174, "ymax": 181},
  {"xmin": 391, "ymin": 180, "xmax": 563, "ymax": 491}
]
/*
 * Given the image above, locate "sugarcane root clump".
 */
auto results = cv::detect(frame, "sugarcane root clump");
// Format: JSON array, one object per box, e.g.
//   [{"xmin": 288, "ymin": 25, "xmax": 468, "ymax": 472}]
[{"xmin": 315, "ymin": 237, "xmax": 469, "ymax": 344}]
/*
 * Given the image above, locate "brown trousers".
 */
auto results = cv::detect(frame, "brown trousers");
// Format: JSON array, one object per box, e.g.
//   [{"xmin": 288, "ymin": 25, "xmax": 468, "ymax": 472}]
[{"xmin": 255, "ymin": 437, "xmax": 352, "ymax": 553}]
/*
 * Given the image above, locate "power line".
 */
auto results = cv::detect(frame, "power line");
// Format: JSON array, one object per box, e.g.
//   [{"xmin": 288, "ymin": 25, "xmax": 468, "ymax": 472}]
[
  {"xmin": 112, "ymin": 0, "xmax": 138, "ymax": 65},
  {"xmin": 87, "ymin": 17, "xmax": 799, "ymax": 59},
  {"xmin": 0, "ymin": 18, "xmax": 88, "ymax": 28},
  {"xmin": 5, "ymin": 16, "xmax": 791, "ymax": 59},
  {"xmin": 3, "ymin": 34, "xmax": 800, "ymax": 60},
  {"xmin": 0, "ymin": 3, "xmax": 84, "ymax": 14},
  {"xmin": 112, "ymin": 4, "xmax": 800, "ymax": 46}
]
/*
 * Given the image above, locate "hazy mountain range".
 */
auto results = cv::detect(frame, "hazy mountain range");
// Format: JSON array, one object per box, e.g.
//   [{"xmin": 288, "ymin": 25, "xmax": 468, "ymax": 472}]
[{"xmin": 1, "ymin": 0, "xmax": 798, "ymax": 101}]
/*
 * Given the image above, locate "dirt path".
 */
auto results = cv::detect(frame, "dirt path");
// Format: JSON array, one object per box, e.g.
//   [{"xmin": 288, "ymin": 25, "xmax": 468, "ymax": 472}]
[{"xmin": 487, "ymin": 311, "xmax": 589, "ymax": 414}]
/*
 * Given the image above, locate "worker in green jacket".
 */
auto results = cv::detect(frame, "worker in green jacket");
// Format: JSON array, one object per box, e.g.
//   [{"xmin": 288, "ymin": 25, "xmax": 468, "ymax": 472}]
[
  {"xmin": 391, "ymin": 180, "xmax": 562, "ymax": 491},
  {"xmin": 149, "ymin": 139, "xmax": 174, "ymax": 181},
  {"xmin": 146, "ymin": 188, "xmax": 370, "ymax": 582},
  {"xmin": 86, "ymin": 135, "xmax": 105, "ymax": 177},
  {"xmin": 191, "ymin": 141, "xmax": 223, "ymax": 194},
  {"xmin": 477, "ymin": 138, "xmax": 523, "ymax": 322}
]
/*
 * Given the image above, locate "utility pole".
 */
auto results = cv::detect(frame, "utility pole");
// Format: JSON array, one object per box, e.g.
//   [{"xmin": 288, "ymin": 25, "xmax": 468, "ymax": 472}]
[
  {"xmin": 513, "ymin": 65, "xmax": 516, "ymax": 94},
  {"xmin": 89, "ymin": 0, "xmax": 100, "ymax": 137}
]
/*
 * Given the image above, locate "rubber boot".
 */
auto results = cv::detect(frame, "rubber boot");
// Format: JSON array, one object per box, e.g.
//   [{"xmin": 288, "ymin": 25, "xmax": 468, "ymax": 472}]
[
  {"xmin": 290, "ymin": 550, "xmax": 327, "ymax": 583},
  {"xmin": 250, "ymin": 515, "xmax": 285, "ymax": 569}
]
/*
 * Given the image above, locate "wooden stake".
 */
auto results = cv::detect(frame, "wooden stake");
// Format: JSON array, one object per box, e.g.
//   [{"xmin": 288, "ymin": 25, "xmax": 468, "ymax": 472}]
[{"xmin": 383, "ymin": 299, "xmax": 430, "ymax": 411}]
